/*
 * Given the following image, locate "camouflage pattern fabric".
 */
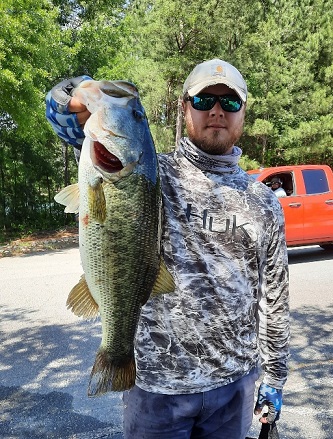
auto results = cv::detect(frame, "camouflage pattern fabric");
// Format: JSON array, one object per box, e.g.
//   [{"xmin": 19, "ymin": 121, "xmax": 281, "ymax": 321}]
[{"xmin": 135, "ymin": 139, "xmax": 290, "ymax": 394}]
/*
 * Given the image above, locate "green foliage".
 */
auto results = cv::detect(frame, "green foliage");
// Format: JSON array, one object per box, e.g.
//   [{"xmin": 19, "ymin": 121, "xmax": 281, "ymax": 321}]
[
  {"xmin": 0, "ymin": 0, "xmax": 76, "ymax": 232},
  {"xmin": 241, "ymin": 0, "xmax": 333, "ymax": 167},
  {"xmin": 239, "ymin": 154, "xmax": 261, "ymax": 171},
  {"xmin": 0, "ymin": 0, "xmax": 333, "ymax": 234},
  {"xmin": 0, "ymin": 0, "xmax": 66, "ymax": 135}
]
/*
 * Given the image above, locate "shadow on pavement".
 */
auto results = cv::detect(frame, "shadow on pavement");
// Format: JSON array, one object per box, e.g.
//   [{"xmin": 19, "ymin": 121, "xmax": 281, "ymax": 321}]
[
  {"xmin": 0, "ymin": 386, "xmax": 107, "ymax": 439},
  {"xmin": 1, "ymin": 303, "xmax": 332, "ymax": 438},
  {"xmin": 248, "ymin": 304, "xmax": 333, "ymax": 439},
  {"xmin": 0, "ymin": 305, "xmax": 123, "ymax": 438},
  {"xmin": 280, "ymin": 305, "xmax": 333, "ymax": 439}
]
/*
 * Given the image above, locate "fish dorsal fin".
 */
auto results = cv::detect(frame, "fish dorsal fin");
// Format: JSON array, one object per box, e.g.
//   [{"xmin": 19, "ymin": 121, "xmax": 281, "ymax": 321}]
[
  {"xmin": 54, "ymin": 184, "xmax": 80, "ymax": 213},
  {"xmin": 67, "ymin": 275, "xmax": 99, "ymax": 319},
  {"xmin": 151, "ymin": 258, "xmax": 175, "ymax": 297}
]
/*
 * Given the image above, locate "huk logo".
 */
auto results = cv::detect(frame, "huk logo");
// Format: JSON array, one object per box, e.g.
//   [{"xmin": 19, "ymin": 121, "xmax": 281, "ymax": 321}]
[{"xmin": 185, "ymin": 203, "xmax": 252, "ymax": 240}]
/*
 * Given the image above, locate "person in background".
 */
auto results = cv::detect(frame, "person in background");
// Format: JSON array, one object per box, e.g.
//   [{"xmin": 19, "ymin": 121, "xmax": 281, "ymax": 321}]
[
  {"xmin": 46, "ymin": 59, "xmax": 290, "ymax": 439},
  {"xmin": 270, "ymin": 177, "xmax": 287, "ymax": 198}
]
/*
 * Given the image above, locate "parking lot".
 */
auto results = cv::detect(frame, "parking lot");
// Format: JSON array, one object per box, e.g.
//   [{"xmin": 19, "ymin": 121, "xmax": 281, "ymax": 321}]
[{"xmin": 1, "ymin": 246, "xmax": 332, "ymax": 438}]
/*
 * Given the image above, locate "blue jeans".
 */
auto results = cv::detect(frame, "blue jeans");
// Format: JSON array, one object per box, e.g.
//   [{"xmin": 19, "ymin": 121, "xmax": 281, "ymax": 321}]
[{"xmin": 123, "ymin": 368, "xmax": 258, "ymax": 439}]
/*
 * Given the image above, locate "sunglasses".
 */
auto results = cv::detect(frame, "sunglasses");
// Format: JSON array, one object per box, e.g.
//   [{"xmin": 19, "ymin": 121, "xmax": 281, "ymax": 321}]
[{"xmin": 185, "ymin": 93, "xmax": 243, "ymax": 112}]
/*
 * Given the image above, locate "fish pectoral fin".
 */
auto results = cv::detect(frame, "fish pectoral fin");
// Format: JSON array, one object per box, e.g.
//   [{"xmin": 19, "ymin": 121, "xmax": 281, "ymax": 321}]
[
  {"xmin": 88, "ymin": 184, "xmax": 106, "ymax": 223},
  {"xmin": 54, "ymin": 184, "xmax": 80, "ymax": 213},
  {"xmin": 66, "ymin": 275, "xmax": 99, "ymax": 319},
  {"xmin": 151, "ymin": 258, "xmax": 175, "ymax": 297}
]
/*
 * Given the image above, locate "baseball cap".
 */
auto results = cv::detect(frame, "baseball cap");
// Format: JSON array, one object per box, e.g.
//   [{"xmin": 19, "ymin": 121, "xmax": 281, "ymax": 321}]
[{"xmin": 183, "ymin": 59, "xmax": 247, "ymax": 102}]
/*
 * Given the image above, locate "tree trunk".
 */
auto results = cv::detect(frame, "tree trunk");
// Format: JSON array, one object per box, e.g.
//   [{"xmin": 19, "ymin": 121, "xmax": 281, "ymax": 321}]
[
  {"xmin": 62, "ymin": 140, "xmax": 70, "ymax": 186},
  {"xmin": 175, "ymin": 96, "xmax": 183, "ymax": 148},
  {"xmin": 261, "ymin": 136, "xmax": 267, "ymax": 167}
]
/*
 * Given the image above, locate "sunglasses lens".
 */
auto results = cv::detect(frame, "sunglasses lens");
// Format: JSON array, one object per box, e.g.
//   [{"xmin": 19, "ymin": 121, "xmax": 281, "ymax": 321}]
[
  {"xmin": 192, "ymin": 95, "xmax": 216, "ymax": 111},
  {"xmin": 220, "ymin": 96, "xmax": 242, "ymax": 112}
]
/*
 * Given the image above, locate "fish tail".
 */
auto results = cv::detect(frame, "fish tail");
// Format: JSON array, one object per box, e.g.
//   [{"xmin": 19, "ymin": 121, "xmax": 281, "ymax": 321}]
[{"xmin": 88, "ymin": 349, "xmax": 136, "ymax": 396}]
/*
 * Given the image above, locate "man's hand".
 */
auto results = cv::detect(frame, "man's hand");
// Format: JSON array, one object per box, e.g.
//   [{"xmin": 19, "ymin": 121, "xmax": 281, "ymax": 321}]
[
  {"xmin": 45, "ymin": 75, "xmax": 92, "ymax": 147},
  {"xmin": 68, "ymin": 97, "xmax": 91, "ymax": 127},
  {"xmin": 254, "ymin": 383, "xmax": 283, "ymax": 424}
]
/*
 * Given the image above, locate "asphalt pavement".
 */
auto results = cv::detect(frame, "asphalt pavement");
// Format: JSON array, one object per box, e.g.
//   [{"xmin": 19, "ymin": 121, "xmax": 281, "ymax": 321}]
[{"xmin": 0, "ymin": 245, "xmax": 332, "ymax": 439}]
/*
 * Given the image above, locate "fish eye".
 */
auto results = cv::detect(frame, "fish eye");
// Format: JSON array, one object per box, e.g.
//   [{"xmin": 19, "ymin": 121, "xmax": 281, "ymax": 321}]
[{"xmin": 133, "ymin": 109, "xmax": 145, "ymax": 120}]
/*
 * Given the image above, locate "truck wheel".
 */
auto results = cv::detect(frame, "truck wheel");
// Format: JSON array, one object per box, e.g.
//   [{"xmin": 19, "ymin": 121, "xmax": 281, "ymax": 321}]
[{"xmin": 320, "ymin": 244, "xmax": 333, "ymax": 251}]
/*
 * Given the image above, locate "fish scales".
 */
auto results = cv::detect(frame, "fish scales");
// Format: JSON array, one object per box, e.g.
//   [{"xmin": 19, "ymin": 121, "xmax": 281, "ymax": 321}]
[
  {"xmin": 83, "ymin": 176, "xmax": 159, "ymax": 394},
  {"xmin": 83, "ymin": 175, "xmax": 160, "ymax": 352},
  {"xmin": 54, "ymin": 80, "xmax": 174, "ymax": 396}
]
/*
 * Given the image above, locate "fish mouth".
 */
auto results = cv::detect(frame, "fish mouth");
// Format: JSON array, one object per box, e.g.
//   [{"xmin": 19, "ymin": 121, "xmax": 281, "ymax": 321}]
[{"xmin": 92, "ymin": 141, "xmax": 123, "ymax": 173}]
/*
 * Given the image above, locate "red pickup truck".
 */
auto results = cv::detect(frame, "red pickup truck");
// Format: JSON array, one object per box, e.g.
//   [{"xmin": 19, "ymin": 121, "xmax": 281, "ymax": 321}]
[{"xmin": 247, "ymin": 165, "xmax": 333, "ymax": 250}]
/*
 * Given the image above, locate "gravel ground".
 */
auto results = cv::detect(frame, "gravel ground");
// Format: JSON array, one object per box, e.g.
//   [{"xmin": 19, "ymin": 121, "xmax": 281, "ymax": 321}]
[{"xmin": 0, "ymin": 227, "xmax": 79, "ymax": 258}]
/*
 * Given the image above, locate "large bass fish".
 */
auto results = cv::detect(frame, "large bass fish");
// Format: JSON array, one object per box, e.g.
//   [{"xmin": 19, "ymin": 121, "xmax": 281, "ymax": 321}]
[{"xmin": 55, "ymin": 80, "xmax": 174, "ymax": 396}]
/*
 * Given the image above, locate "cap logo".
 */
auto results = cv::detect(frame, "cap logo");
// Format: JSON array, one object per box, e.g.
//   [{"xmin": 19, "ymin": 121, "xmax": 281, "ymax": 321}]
[{"xmin": 212, "ymin": 64, "xmax": 225, "ymax": 77}]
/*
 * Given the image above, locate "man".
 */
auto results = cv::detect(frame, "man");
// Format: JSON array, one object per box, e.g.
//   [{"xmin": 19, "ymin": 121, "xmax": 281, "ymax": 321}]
[
  {"xmin": 270, "ymin": 177, "xmax": 287, "ymax": 198},
  {"xmin": 46, "ymin": 59, "xmax": 290, "ymax": 439}
]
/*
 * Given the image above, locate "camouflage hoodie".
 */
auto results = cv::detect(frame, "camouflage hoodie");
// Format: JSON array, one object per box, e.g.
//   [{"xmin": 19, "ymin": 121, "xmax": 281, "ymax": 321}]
[{"xmin": 135, "ymin": 138, "xmax": 290, "ymax": 394}]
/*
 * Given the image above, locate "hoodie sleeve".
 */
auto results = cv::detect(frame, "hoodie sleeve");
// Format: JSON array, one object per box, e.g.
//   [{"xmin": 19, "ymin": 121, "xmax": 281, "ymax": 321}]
[{"xmin": 257, "ymin": 203, "xmax": 290, "ymax": 389}]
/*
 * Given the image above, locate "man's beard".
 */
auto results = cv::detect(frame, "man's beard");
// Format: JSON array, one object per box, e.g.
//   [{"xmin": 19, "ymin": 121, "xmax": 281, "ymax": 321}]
[{"xmin": 187, "ymin": 124, "xmax": 244, "ymax": 155}]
